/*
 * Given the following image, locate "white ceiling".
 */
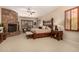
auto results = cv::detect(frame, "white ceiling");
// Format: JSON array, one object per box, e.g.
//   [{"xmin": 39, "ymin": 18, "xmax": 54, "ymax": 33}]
[{"xmin": 3, "ymin": 6, "xmax": 58, "ymax": 17}]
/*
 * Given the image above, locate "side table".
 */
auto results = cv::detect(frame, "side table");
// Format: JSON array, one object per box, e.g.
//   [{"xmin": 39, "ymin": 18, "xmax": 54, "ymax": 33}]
[
  {"xmin": 51, "ymin": 31, "xmax": 63, "ymax": 41},
  {"xmin": 0, "ymin": 33, "xmax": 6, "ymax": 43}
]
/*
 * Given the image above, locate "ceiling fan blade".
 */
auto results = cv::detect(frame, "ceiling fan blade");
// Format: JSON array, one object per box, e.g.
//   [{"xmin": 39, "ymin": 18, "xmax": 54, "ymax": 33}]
[{"xmin": 32, "ymin": 12, "xmax": 36, "ymax": 13}]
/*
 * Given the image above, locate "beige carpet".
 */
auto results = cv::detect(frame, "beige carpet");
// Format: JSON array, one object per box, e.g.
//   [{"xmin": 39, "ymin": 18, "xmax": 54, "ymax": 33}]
[{"xmin": 0, "ymin": 33, "xmax": 79, "ymax": 52}]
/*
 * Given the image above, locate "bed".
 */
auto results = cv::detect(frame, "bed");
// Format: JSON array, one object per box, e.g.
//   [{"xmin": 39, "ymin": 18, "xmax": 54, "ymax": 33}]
[
  {"xmin": 26, "ymin": 18, "xmax": 53, "ymax": 39},
  {"xmin": 31, "ymin": 26, "xmax": 51, "ymax": 39}
]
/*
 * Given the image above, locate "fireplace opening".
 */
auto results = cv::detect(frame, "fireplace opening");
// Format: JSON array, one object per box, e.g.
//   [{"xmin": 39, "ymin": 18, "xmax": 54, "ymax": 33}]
[{"xmin": 8, "ymin": 24, "xmax": 17, "ymax": 32}]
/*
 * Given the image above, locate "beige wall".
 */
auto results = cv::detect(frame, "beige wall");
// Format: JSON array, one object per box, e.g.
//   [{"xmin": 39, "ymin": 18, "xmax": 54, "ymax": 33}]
[{"xmin": 40, "ymin": 6, "xmax": 75, "ymax": 27}]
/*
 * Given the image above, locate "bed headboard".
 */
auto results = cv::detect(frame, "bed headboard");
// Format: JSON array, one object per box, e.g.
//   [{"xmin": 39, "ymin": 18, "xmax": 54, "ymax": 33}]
[
  {"xmin": 43, "ymin": 21, "xmax": 51, "ymax": 26},
  {"xmin": 43, "ymin": 18, "xmax": 53, "ymax": 30}
]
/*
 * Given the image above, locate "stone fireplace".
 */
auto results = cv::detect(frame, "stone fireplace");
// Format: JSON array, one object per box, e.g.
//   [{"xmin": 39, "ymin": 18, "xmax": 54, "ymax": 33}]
[{"xmin": 1, "ymin": 8, "xmax": 20, "ymax": 36}]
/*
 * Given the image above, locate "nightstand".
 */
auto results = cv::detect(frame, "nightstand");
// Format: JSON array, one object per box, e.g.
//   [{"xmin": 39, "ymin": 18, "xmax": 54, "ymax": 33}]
[{"xmin": 51, "ymin": 31, "xmax": 63, "ymax": 41}]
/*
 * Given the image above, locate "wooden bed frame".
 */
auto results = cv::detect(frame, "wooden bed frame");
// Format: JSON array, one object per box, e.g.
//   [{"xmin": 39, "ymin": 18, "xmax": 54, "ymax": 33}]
[
  {"xmin": 32, "ymin": 18, "xmax": 54, "ymax": 39},
  {"xmin": 33, "ymin": 32, "xmax": 51, "ymax": 39},
  {"xmin": 26, "ymin": 18, "xmax": 63, "ymax": 40}
]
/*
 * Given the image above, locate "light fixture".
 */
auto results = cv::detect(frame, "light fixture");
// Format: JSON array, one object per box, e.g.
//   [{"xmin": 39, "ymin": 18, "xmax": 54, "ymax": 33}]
[
  {"xmin": 26, "ymin": 8, "xmax": 36, "ymax": 15},
  {"xmin": 19, "ymin": 7, "xmax": 37, "ymax": 17}
]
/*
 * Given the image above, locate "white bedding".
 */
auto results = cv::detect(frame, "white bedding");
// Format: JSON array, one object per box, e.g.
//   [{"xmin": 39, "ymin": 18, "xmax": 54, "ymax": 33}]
[{"xmin": 31, "ymin": 27, "xmax": 51, "ymax": 33}]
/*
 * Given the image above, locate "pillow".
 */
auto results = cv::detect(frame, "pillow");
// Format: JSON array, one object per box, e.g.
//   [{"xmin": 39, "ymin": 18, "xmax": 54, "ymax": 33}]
[
  {"xmin": 42, "ymin": 26, "xmax": 46, "ymax": 29},
  {"xmin": 46, "ymin": 26, "xmax": 51, "ymax": 30},
  {"xmin": 39, "ymin": 27, "xmax": 42, "ymax": 29},
  {"xmin": 57, "ymin": 25, "xmax": 64, "ymax": 31}
]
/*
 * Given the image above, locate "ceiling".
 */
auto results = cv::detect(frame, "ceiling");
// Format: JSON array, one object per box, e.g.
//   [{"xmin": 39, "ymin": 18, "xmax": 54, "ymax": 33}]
[{"xmin": 2, "ymin": 6, "xmax": 58, "ymax": 17}]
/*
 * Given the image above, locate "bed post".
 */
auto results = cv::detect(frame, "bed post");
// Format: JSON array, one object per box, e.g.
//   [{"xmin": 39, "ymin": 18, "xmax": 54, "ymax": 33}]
[
  {"xmin": 51, "ymin": 18, "xmax": 54, "ymax": 31},
  {"xmin": 51, "ymin": 18, "xmax": 54, "ymax": 37}
]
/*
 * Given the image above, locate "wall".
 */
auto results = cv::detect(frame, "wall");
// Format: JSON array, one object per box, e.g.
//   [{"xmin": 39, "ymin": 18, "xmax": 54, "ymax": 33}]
[{"xmin": 40, "ymin": 6, "xmax": 75, "ymax": 26}]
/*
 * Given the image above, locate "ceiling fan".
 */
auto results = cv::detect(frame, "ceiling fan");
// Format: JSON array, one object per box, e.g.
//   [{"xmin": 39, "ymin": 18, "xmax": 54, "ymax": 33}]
[{"xmin": 26, "ymin": 8, "xmax": 36, "ymax": 15}]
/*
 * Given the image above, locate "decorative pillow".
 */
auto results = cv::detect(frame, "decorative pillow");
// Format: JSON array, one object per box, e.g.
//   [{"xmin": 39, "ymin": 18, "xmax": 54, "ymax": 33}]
[
  {"xmin": 46, "ymin": 26, "xmax": 51, "ymax": 30},
  {"xmin": 39, "ymin": 27, "xmax": 42, "ymax": 29},
  {"xmin": 42, "ymin": 26, "xmax": 46, "ymax": 29}
]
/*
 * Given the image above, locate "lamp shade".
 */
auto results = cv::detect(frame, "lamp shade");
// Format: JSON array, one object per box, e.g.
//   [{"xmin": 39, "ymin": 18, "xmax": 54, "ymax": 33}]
[{"xmin": 0, "ymin": 27, "xmax": 3, "ymax": 33}]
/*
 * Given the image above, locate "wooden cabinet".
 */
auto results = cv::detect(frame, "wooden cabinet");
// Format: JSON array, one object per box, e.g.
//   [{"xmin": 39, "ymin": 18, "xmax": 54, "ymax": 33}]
[
  {"xmin": 0, "ymin": 33, "xmax": 6, "ymax": 43},
  {"xmin": 65, "ymin": 7, "xmax": 79, "ymax": 31}
]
